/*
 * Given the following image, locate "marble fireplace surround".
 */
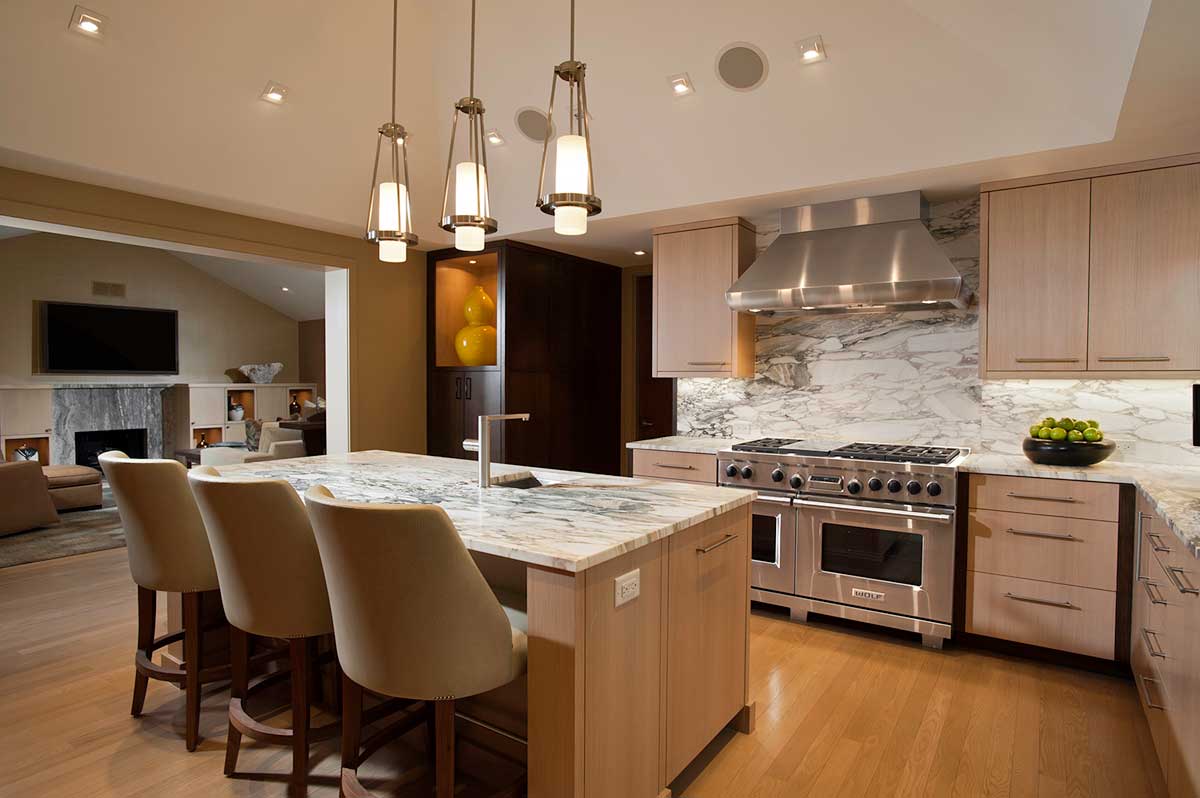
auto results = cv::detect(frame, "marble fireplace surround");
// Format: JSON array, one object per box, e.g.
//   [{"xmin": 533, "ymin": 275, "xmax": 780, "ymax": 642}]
[{"xmin": 51, "ymin": 385, "xmax": 174, "ymax": 465}]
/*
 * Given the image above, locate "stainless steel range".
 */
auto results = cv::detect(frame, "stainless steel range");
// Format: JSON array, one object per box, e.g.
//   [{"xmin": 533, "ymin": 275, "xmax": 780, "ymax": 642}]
[{"xmin": 718, "ymin": 438, "xmax": 968, "ymax": 648}]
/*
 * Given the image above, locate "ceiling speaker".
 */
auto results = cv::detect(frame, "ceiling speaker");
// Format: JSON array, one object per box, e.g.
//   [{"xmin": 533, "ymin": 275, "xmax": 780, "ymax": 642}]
[
  {"xmin": 716, "ymin": 43, "xmax": 768, "ymax": 91},
  {"xmin": 515, "ymin": 107, "xmax": 555, "ymax": 143}
]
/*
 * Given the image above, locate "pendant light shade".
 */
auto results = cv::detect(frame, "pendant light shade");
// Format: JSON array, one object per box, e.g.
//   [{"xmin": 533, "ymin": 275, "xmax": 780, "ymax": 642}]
[
  {"xmin": 440, "ymin": 0, "xmax": 497, "ymax": 252},
  {"xmin": 536, "ymin": 0, "xmax": 601, "ymax": 235},
  {"xmin": 365, "ymin": 0, "xmax": 417, "ymax": 263}
]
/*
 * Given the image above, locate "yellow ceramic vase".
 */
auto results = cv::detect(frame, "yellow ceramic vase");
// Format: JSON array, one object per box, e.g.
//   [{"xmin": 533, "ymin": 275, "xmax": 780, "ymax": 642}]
[
  {"xmin": 455, "ymin": 284, "xmax": 497, "ymax": 366},
  {"xmin": 463, "ymin": 285, "xmax": 496, "ymax": 326}
]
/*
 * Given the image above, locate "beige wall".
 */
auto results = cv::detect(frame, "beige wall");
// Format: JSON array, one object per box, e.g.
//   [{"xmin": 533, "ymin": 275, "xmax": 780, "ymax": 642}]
[
  {"xmin": 298, "ymin": 319, "xmax": 325, "ymax": 395},
  {"xmin": 0, "ymin": 167, "xmax": 426, "ymax": 454},
  {"xmin": 0, "ymin": 232, "xmax": 299, "ymax": 384}
]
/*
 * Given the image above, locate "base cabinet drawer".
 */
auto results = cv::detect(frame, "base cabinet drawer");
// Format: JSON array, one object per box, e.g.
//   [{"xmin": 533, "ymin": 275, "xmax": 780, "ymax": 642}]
[
  {"xmin": 631, "ymin": 449, "xmax": 716, "ymax": 484},
  {"xmin": 969, "ymin": 474, "xmax": 1119, "ymax": 522},
  {"xmin": 968, "ymin": 508, "xmax": 1118, "ymax": 590},
  {"xmin": 966, "ymin": 571, "xmax": 1115, "ymax": 659}
]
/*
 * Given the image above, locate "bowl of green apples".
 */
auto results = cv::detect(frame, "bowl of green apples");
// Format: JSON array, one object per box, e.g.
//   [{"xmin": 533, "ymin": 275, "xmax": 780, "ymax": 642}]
[{"xmin": 1022, "ymin": 416, "xmax": 1115, "ymax": 466}]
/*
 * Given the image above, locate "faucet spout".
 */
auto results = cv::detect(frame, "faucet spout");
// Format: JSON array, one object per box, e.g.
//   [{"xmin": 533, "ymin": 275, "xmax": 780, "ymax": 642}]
[{"xmin": 469, "ymin": 413, "xmax": 532, "ymax": 487}]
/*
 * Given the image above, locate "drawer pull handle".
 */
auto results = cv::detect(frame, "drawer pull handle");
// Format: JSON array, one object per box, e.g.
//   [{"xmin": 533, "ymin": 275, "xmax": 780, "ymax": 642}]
[
  {"xmin": 1143, "ymin": 580, "xmax": 1168, "ymax": 606},
  {"xmin": 1166, "ymin": 566, "xmax": 1199, "ymax": 596},
  {"xmin": 1142, "ymin": 628, "xmax": 1167, "ymax": 659},
  {"xmin": 1005, "ymin": 492, "xmax": 1077, "ymax": 503},
  {"xmin": 697, "ymin": 533, "xmax": 738, "ymax": 555},
  {"xmin": 1003, "ymin": 592, "xmax": 1076, "ymax": 610},
  {"xmin": 1014, "ymin": 357, "xmax": 1081, "ymax": 363},
  {"xmin": 687, "ymin": 361, "xmax": 728, "ymax": 366},
  {"xmin": 653, "ymin": 463, "xmax": 697, "ymax": 471},
  {"xmin": 1006, "ymin": 528, "xmax": 1077, "ymax": 542},
  {"xmin": 1097, "ymin": 355, "xmax": 1170, "ymax": 363},
  {"xmin": 1146, "ymin": 532, "xmax": 1172, "ymax": 554},
  {"xmin": 1138, "ymin": 674, "xmax": 1166, "ymax": 711}
]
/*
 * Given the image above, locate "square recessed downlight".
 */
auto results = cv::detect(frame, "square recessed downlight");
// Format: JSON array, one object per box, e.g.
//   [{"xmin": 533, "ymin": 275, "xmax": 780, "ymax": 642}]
[
  {"xmin": 69, "ymin": 5, "xmax": 106, "ymax": 37},
  {"xmin": 485, "ymin": 129, "xmax": 506, "ymax": 146},
  {"xmin": 668, "ymin": 73, "xmax": 694, "ymax": 97},
  {"xmin": 260, "ymin": 81, "xmax": 289, "ymax": 105},
  {"xmin": 796, "ymin": 34, "xmax": 827, "ymax": 64}
]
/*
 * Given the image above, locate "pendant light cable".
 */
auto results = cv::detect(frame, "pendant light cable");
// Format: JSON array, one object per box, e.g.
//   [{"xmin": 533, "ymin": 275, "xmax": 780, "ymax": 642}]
[{"xmin": 390, "ymin": 0, "xmax": 397, "ymax": 125}]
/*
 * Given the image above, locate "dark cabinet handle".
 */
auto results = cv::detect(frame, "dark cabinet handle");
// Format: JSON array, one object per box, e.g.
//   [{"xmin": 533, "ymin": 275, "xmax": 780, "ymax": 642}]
[
  {"xmin": 465, "ymin": 377, "xmax": 472, "ymax": 400},
  {"xmin": 454, "ymin": 377, "xmax": 462, "ymax": 400}
]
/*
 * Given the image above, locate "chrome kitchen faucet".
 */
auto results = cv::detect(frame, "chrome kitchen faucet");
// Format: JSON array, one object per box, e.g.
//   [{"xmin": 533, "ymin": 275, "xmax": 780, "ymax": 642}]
[{"xmin": 463, "ymin": 413, "xmax": 531, "ymax": 487}]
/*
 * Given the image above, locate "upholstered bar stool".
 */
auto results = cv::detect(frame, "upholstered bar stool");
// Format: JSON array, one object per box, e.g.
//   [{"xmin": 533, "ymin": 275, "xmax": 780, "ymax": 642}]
[
  {"xmin": 304, "ymin": 486, "xmax": 528, "ymax": 798},
  {"xmin": 97, "ymin": 451, "xmax": 229, "ymax": 751},
  {"xmin": 188, "ymin": 466, "xmax": 339, "ymax": 792}
]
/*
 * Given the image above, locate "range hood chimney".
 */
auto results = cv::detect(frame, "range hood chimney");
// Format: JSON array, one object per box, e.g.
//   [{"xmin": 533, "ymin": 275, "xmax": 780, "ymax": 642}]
[{"xmin": 726, "ymin": 191, "xmax": 971, "ymax": 314}]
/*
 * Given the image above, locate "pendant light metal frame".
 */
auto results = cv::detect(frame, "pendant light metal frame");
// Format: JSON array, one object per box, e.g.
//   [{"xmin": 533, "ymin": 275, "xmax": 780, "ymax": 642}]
[
  {"xmin": 365, "ymin": 0, "xmax": 418, "ymax": 252},
  {"xmin": 440, "ymin": 0, "xmax": 498, "ymax": 238},
  {"xmin": 535, "ymin": 0, "xmax": 601, "ymax": 220}
]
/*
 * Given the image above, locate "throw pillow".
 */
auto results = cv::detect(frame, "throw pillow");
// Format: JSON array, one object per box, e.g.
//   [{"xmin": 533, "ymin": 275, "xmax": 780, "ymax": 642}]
[{"xmin": 244, "ymin": 419, "xmax": 264, "ymax": 452}]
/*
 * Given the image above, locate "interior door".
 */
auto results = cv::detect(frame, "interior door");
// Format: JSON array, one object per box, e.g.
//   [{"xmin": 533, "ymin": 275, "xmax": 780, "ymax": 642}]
[{"xmin": 635, "ymin": 274, "xmax": 674, "ymax": 440}]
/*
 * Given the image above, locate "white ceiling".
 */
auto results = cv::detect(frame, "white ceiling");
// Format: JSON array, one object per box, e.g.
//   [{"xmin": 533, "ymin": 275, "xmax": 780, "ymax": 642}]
[
  {"xmin": 1, "ymin": 0, "xmax": 1195, "ymax": 267},
  {"xmin": 175, "ymin": 252, "xmax": 326, "ymax": 321}
]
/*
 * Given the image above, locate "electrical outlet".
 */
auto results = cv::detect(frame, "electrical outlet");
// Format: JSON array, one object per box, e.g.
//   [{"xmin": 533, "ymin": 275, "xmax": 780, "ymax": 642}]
[{"xmin": 614, "ymin": 569, "xmax": 640, "ymax": 607}]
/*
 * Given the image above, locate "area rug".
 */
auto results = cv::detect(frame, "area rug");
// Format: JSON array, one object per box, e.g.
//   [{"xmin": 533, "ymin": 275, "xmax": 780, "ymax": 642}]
[{"xmin": 0, "ymin": 486, "xmax": 125, "ymax": 568}]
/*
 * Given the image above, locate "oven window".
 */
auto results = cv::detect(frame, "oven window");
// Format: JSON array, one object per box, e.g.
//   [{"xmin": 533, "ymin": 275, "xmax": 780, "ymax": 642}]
[
  {"xmin": 751, "ymin": 512, "xmax": 781, "ymax": 566},
  {"xmin": 820, "ymin": 522, "xmax": 922, "ymax": 586}
]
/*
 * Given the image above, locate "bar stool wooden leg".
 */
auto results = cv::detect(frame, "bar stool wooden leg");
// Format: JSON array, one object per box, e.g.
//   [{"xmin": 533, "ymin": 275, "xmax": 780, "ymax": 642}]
[
  {"xmin": 224, "ymin": 626, "xmax": 249, "ymax": 776},
  {"xmin": 341, "ymin": 674, "xmax": 363, "ymax": 773},
  {"xmin": 131, "ymin": 587, "xmax": 156, "ymax": 717},
  {"xmin": 290, "ymin": 638, "xmax": 311, "ymax": 794},
  {"xmin": 435, "ymin": 699, "xmax": 455, "ymax": 798},
  {"xmin": 182, "ymin": 591, "xmax": 202, "ymax": 752}
]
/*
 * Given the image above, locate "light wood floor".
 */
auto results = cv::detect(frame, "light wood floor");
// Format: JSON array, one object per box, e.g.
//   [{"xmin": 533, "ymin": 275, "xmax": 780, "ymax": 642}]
[{"xmin": 0, "ymin": 548, "xmax": 1167, "ymax": 798}]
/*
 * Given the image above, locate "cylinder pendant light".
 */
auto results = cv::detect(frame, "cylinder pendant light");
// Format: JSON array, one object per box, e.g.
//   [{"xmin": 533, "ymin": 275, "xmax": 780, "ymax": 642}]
[
  {"xmin": 535, "ymin": 0, "xmax": 601, "ymax": 236},
  {"xmin": 364, "ymin": 0, "xmax": 417, "ymax": 263},
  {"xmin": 440, "ymin": 0, "xmax": 497, "ymax": 252}
]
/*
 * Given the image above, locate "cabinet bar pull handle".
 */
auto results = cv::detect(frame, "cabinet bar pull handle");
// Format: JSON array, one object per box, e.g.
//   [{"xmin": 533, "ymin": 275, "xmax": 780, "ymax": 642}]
[
  {"xmin": 687, "ymin": 361, "xmax": 728, "ymax": 366},
  {"xmin": 1142, "ymin": 628, "xmax": 1167, "ymax": 658},
  {"xmin": 1006, "ymin": 492, "xmax": 1077, "ymax": 503},
  {"xmin": 1143, "ymin": 580, "xmax": 1168, "ymax": 606},
  {"xmin": 697, "ymin": 533, "xmax": 738, "ymax": 555},
  {"xmin": 1146, "ymin": 532, "xmax": 1172, "ymax": 554},
  {"xmin": 1138, "ymin": 674, "xmax": 1166, "ymax": 710},
  {"xmin": 1006, "ymin": 528, "xmax": 1077, "ymax": 542},
  {"xmin": 1003, "ymin": 592, "xmax": 1075, "ymax": 609},
  {"xmin": 654, "ymin": 462, "xmax": 697, "ymax": 471},
  {"xmin": 1014, "ymin": 357, "xmax": 1081, "ymax": 363},
  {"xmin": 1166, "ymin": 566, "xmax": 1199, "ymax": 595},
  {"xmin": 1097, "ymin": 355, "xmax": 1170, "ymax": 362}
]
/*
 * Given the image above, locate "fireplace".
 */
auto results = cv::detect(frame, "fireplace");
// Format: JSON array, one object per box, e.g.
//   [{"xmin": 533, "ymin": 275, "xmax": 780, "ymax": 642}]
[{"xmin": 75, "ymin": 428, "xmax": 148, "ymax": 470}]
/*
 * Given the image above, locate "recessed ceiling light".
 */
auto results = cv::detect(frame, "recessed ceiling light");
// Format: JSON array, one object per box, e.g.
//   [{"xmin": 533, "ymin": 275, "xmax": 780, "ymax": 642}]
[
  {"xmin": 668, "ymin": 73, "xmax": 694, "ymax": 97},
  {"xmin": 921, "ymin": 299, "xmax": 937, "ymax": 304},
  {"xmin": 281, "ymin": 286, "xmax": 290, "ymax": 292},
  {"xmin": 485, "ymin": 129, "xmax": 505, "ymax": 146},
  {"xmin": 69, "ymin": 5, "xmax": 106, "ymax": 37},
  {"xmin": 801, "ymin": 306, "xmax": 816, "ymax": 310},
  {"xmin": 468, "ymin": 259, "xmax": 477, "ymax": 264},
  {"xmin": 260, "ymin": 81, "xmax": 289, "ymax": 105},
  {"xmin": 796, "ymin": 35, "xmax": 827, "ymax": 65},
  {"xmin": 633, "ymin": 250, "xmax": 646, "ymax": 256}
]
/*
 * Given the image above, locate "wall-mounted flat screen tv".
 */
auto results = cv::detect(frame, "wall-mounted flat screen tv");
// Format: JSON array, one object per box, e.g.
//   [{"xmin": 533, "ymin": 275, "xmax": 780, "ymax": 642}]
[{"xmin": 40, "ymin": 301, "xmax": 179, "ymax": 374}]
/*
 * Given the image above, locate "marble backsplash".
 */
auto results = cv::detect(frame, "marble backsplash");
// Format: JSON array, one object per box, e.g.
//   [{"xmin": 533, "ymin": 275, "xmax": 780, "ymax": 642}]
[{"xmin": 675, "ymin": 197, "xmax": 1199, "ymax": 467}]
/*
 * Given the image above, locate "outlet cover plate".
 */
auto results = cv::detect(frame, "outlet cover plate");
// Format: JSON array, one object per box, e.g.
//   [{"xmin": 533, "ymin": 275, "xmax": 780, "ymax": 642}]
[{"xmin": 615, "ymin": 569, "xmax": 640, "ymax": 607}]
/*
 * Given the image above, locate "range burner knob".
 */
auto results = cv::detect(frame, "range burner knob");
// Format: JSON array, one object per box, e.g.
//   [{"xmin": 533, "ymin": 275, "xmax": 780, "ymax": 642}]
[
  {"xmin": 846, "ymin": 479, "xmax": 863, "ymax": 495},
  {"xmin": 740, "ymin": 466, "xmax": 754, "ymax": 479},
  {"xmin": 771, "ymin": 468, "xmax": 785, "ymax": 483},
  {"xmin": 868, "ymin": 477, "xmax": 883, "ymax": 492},
  {"xmin": 789, "ymin": 474, "xmax": 803, "ymax": 490},
  {"xmin": 906, "ymin": 480, "xmax": 922, "ymax": 495},
  {"xmin": 725, "ymin": 464, "xmax": 739, "ymax": 478},
  {"xmin": 886, "ymin": 479, "xmax": 902, "ymax": 493},
  {"xmin": 926, "ymin": 482, "xmax": 943, "ymax": 497}
]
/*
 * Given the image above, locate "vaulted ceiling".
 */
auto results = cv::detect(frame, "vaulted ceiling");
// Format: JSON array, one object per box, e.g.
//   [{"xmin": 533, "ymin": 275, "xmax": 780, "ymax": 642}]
[{"xmin": 2, "ymin": 0, "xmax": 1194, "ymax": 266}]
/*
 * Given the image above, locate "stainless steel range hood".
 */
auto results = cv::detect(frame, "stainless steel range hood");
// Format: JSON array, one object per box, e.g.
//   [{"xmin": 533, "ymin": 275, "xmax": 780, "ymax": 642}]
[{"xmin": 726, "ymin": 191, "xmax": 971, "ymax": 313}]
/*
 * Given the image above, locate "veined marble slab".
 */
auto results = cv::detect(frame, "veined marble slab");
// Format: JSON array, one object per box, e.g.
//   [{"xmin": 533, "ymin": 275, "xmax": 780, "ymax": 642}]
[
  {"xmin": 626, "ymin": 436, "xmax": 737, "ymax": 455},
  {"xmin": 215, "ymin": 450, "xmax": 756, "ymax": 573}
]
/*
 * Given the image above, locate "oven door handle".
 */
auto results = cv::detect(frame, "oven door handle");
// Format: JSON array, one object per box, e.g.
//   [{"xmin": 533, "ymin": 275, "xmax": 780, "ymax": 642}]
[
  {"xmin": 796, "ymin": 498, "xmax": 953, "ymax": 524},
  {"xmin": 753, "ymin": 494, "xmax": 794, "ymax": 506}
]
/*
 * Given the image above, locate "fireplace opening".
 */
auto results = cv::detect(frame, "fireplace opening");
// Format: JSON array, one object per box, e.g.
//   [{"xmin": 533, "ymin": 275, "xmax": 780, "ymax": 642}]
[{"xmin": 75, "ymin": 428, "xmax": 148, "ymax": 470}]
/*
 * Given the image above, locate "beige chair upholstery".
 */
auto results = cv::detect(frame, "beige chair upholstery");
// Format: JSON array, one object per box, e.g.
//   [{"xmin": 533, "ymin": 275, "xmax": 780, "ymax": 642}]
[
  {"xmin": 187, "ymin": 466, "xmax": 333, "ymax": 639},
  {"xmin": 98, "ymin": 451, "xmax": 218, "ymax": 593},
  {"xmin": 0, "ymin": 460, "xmax": 60, "ymax": 536},
  {"xmin": 198, "ymin": 447, "xmax": 252, "ymax": 467},
  {"xmin": 244, "ymin": 439, "xmax": 308, "ymax": 463},
  {"xmin": 259, "ymin": 422, "xmax": 303, "ymax": 451}
]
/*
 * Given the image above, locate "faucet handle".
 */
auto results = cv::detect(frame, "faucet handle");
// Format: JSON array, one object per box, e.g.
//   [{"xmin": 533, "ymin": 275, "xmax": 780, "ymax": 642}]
[{"xmin": 462, "ymin": 438, "xmax": 480, "ymax": 452}]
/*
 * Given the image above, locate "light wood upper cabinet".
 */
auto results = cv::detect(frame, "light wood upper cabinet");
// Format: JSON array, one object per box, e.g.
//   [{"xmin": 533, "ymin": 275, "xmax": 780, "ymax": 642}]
[
  {"xmin": 187, "ymin": 387, "xmax": 225, "ymax": 427},
  {"xmin": 1088, "ymin": 164, "xmax": 1200, "ymax": 372},
  {"xmin": 0, "ymin": 388, "xmax": 53, "ymax": 435},
  {"xmin": 985, "ymin": 180, "xmax": 1091, "ymax": 371},
  {"xmin": 653, "ymin": 218, "xmax": 756, "ymax": 378},
  {"xmin": 255, "ymin": 385, "xmax": 289, "ymax": 422}
]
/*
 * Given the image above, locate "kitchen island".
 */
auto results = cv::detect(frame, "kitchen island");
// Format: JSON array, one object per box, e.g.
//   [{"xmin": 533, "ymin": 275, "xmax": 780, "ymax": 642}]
[{"xmin": 218, "ymin": 450, "xmax": 757, "ymax": 798}]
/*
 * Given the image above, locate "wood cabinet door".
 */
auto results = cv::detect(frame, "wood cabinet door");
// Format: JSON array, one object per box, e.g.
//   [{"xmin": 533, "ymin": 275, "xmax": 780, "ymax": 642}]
[
  {"xmin": 188, "ymin": 387, "xmax": 226, "ymax": 427},
  {"xmin": 1164, "ymin": 543, "xmax": 1200, "ymax": 798},
  {"xmin": 654, "ymin": 226, "xmax": 736, "ymax": 375},
  {"xmin": 462, "ymin": 370, "xmax": 503, "ymax": 462},
  {"xmin": 255, "ymin": 386, "xmax": 288, "ymax": 421},
  {"xmin": 665, "ymin": 509, "xmax": 748, "ymax": 780},
  {"xmin": 1089, "ymin": 164, "xmax": 1200, "ymax": 371},
  {"xmin": 0, "ymin": 388, "xmax": 52, "ymax": 435},
  {"xmin": 427, "ymin": 371, "xmax": 466, "ymax": 459},
  {"xmin": 986, "ymin": 180, "xmax": 1091, "ymax": 371}
]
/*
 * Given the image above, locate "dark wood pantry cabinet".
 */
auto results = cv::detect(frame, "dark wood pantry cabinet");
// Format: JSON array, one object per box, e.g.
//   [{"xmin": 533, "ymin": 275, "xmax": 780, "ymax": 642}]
[{"xmin": 426, "ymin": 240, "xmax": 621, "ymax": 475}]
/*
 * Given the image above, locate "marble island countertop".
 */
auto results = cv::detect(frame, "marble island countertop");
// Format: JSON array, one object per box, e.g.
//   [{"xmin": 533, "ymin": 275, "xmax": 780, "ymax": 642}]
[
  {"xmin": 628, "ymin": 435, "xmax": 1200, "ymax": 559},
  {"xmin": 216, "ymin": 450, "xmax": 756, "ymax": 573}
]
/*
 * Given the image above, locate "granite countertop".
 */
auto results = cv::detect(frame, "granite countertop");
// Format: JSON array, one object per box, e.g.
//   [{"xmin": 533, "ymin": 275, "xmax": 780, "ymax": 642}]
[
  {"xmin": 626, "ymin": 436, "xmax": 738, "ymax": 455},
  {"xmin": 216, "ymin": 450, "xmax": 756, "ymax": 573}
]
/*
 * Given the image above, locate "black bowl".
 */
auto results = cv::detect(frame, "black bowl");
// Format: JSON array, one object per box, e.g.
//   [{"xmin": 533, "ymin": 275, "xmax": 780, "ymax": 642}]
[{"xmin": 1022, "ymin": 436, "xmax": 1116, "ymax": 467}]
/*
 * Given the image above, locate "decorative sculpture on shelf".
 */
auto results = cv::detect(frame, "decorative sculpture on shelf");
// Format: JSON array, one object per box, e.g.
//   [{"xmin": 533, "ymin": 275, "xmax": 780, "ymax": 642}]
[
  {"xmin": 455, "ymin": 285, "xmax": 497, "ymax": 366},
  {"xmin": 238, "ymin": 362, "xmax": 284, "ymax": 384}
]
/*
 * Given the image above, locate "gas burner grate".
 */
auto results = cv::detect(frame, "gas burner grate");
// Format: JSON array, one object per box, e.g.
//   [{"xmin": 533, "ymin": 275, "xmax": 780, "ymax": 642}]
[
  {"xmin": 731, "ymin": 438, "xmax": 802, "ymax": 453},
  {"xmin": 832, "ymin": 442, "xmax": 961, "ymax": 465}
]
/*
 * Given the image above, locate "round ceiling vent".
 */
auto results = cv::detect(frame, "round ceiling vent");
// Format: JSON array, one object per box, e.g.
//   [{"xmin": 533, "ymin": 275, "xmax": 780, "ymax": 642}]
[
  {"xmin": 515, "ymin": 107, "xmax": 555, "ymax": 143},
  {"xmin": 715, "ymin": 42, "xmax": 768, "ymax": 91}
]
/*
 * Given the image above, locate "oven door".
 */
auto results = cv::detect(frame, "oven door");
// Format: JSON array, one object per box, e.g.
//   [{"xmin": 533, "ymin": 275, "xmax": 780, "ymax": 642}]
[
  {"xmin": 750, "ymin": 494, "xmax": 797, "ymax": 594},
  {"xmin": 796, "ymin": 496, "xmax": 955, "ymax": 623}
]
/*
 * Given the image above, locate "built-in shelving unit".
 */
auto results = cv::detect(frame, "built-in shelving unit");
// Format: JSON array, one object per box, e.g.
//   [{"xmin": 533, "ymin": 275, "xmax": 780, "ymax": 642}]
[{"xmin": 432, "ymin": 252, "xmax": 500, "ymax": 369}]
